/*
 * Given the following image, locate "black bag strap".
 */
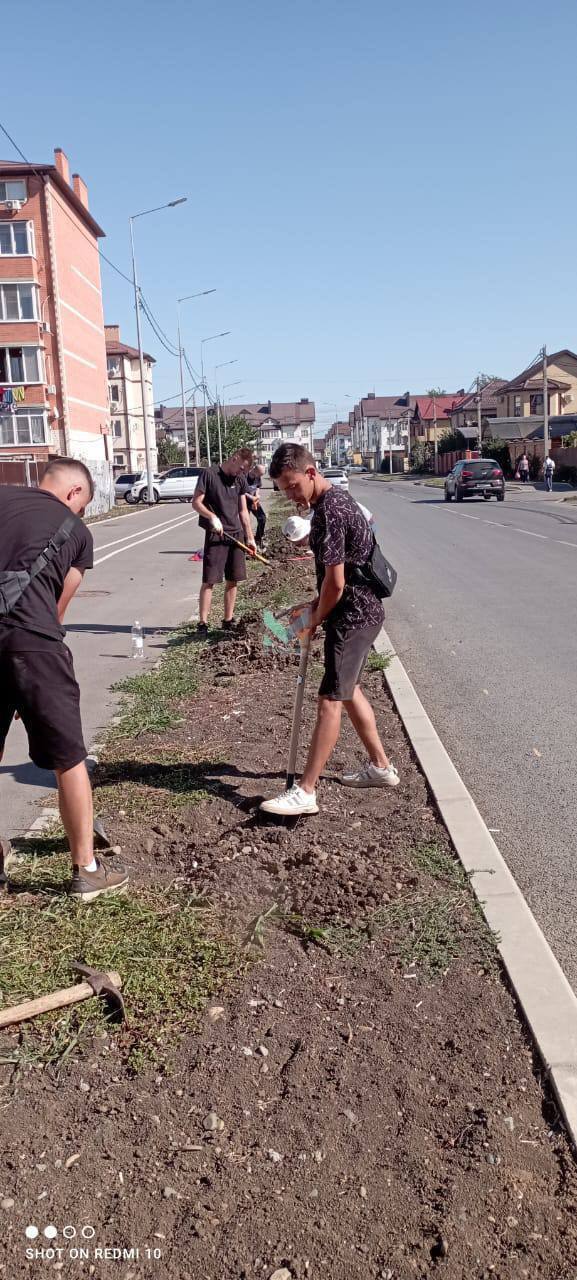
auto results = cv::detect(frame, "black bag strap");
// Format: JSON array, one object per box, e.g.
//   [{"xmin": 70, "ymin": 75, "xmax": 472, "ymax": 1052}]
[{"xmin": 26, "ymin": 512, "xmax": 77, "ymax": 583}]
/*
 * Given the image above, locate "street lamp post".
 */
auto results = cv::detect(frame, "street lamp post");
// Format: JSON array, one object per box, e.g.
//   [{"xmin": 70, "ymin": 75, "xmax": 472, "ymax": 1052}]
[
  {"xmin": 215, "ymin": 359, "xmax": 238, "ymax": 462},
  {"xmin": 200, "ymin": 332, "xmax": 231, "ymax": 466},
  {"xmin": 177, "ymin": 289, "xmax": 216, "ymax": 465},
  {"xmin": 129, "ymin": 198, "xmax": 187, "ymax": 503},
  {"xmin": 222, "ymin": 380, "xmax": 243, "ymax": 455}
]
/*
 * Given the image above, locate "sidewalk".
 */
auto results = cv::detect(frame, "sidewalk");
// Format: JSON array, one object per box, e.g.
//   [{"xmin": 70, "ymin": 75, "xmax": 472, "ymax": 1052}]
[{"xmin": 2, "ymin": 515, "xmax": 577, "ymax": 1278}]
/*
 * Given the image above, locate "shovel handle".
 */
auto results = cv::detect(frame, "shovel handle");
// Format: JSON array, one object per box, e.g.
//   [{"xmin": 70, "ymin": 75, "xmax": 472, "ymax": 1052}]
[
  {"xmin": 224, "ymin": 533, "xmax": 270, "ymax": 565},
  {"xmin": 0, "ymin": 971, "xmax": 122, "ymax": 1029},
  {"xmin": 286, "ymin": 636, "xmax": 311, "ymax": 789}
]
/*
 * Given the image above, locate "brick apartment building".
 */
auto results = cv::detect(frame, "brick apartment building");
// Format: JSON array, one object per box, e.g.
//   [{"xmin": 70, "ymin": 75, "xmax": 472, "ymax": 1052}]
[
  {"xmin": 0, "ymin": 148, "xmax": 110, "ymax": 477},
  {"xmin": 105, "ymin": 324, "xmax": 156, "ymax": 475}
]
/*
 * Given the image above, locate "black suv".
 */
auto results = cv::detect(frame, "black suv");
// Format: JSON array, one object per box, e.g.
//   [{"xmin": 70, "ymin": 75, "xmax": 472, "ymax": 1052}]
[{"xmin": 444, "ymin": 459, "xmax": 505, "ymax": 503}]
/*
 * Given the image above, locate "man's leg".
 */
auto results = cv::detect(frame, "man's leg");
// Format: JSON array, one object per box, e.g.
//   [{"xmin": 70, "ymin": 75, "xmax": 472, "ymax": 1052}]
[
  {"xmin": 344, "ymin": 685, "xmax": 390, "ymax": 768},
  {"xmin": 199, "ymin": 583, "xmax": 213, "ymax": 624},
  {"xmin": 300, "ymin": 697, "xmax": 342, "ymax": 793},
  {"xmin": 256, "ymin": 507, "xmax": 267, "ymax": 546},
  {"xmin": 56, "ymin": 761, "xmax": 94, "ymax": 868},
  {"xmin": 223, "ymin": 580, "xmax": 237, "ymax": 622}
]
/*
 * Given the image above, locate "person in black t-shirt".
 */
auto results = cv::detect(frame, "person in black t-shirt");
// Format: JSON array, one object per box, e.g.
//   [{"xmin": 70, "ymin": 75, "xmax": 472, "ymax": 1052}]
[
  {"xmin": 192, "ymin": 448, "xmax": 256, "ymax": 635},
  {"xmin": 261, "ymin": 443, "xmax": 400, "ymax": 818},
  {"xmin": 0, "ymin": 459, "xmax": 128, "ymax": 901},
  {"xmin": 245, "ymin": 463, "xmax": 267, "ymax": 548}
]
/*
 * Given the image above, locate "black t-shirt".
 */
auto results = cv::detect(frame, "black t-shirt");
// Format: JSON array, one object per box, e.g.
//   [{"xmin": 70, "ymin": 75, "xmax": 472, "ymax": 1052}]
[
  {"xmin": 195, "ymin": 467, "xmax": 247, "ymax": 537},
  {"xmin": 0, "ymin": 486, "xmax": 93, "ymax": 647},
  {"xmin": 245, "ymin": 470, "xmax": 262, "ymax": 497},
  {"xmin": 309, "ymin": 485, "xmax": 383, "ymax": 632}
]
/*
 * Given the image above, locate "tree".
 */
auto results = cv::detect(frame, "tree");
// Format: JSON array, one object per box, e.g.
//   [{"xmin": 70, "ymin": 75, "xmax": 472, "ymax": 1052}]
[
  {"xmin": 437, "ymin": 428, "xmax": 464, "ymax": 455},
  {"xmin": 157, "ymin": 431, "xmax": 185, "ymax": 469},
  {"xmin": 197, "ymin": 411, "xmax": 257, "ymax": 465},
  {"xmin": 426, "ymin": 386, "xmax": 447, "ymax": 397},
  {"xmin": 476, "ymin": 373, "xmax": 502, "ymax": 390}
]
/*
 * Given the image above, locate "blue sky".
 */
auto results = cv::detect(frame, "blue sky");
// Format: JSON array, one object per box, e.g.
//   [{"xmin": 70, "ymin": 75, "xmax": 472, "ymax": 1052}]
[{"xmin": 8, "ymin": 0, "xmax": 577, "ymax": 434}]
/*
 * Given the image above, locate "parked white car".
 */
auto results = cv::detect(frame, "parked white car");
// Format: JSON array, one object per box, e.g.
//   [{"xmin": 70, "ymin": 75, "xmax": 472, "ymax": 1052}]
[
  {"xmin": 321, "ymin": 467, "xmax": 349, "ymax": 491},
  {"xmin": 118, "ymin": 470, "xmax": 163, "ymax": 503},
  {"xmin": 130, "ymin": 465, "xmax": 203, "ymax": 504}
]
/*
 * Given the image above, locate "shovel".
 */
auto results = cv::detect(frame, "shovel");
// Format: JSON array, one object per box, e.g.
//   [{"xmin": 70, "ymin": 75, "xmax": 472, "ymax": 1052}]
[{"xmin": 286, "ymin": 631, "xmax": 311, "ymax": 790}]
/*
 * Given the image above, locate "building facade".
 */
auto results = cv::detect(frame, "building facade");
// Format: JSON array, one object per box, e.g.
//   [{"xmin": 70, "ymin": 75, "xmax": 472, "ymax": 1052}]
[
  {"xmin": 325, "ymin": 421, "xmax": 352, "ymax": 465},
  {"xmin": 0, "ymin": 150, "xmax": 110, "ymax": 474},
  {"xmin": 105, "ymin": 325, "xmax": 156, "ymax": 474}
]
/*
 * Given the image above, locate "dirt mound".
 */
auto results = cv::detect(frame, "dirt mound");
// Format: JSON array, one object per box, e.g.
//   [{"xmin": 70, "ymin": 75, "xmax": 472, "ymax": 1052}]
[
  {"xmin": 263, "ymin": 525, "xmax": 314, "ymax": 566},
  {"xmin": 204, "ymin": 608, "xmax": 302, "ymax": 676}
]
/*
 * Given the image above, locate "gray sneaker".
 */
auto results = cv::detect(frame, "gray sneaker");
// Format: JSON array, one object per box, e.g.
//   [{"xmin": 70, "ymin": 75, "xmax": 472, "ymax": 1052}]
[{"xmin": 70, "ymin": 858, "xmax": 129, "ymax": 902}]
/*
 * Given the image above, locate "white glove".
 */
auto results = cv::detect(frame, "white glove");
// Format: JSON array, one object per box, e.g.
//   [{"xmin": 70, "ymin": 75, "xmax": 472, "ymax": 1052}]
[{"xmin": 210, "ymin": 514, "xmax": 223, "ymax": 535}]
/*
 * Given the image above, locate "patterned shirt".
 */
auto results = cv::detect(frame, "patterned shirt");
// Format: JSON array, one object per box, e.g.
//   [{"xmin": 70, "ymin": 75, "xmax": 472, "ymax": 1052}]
[{"xmin": 309, "ymin": 486, "xmax": 384, "ymax": 632}]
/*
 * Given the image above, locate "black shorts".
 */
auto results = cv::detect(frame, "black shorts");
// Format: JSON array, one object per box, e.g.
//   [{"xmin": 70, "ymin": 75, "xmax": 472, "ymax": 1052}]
[
  {"xmin": 319, "ymin": 621, "xmax": 382, "ymax": 701},
  {"xmin": 0, "ymin": 641, "xmax": 86, "ymax": 772},
  {"xmin": 202, "ymin": 536, "xmax": 247, "ymax": 586}
]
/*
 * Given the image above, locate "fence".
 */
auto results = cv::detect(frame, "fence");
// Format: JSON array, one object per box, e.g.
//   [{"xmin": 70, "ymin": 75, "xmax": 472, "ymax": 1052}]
[
  {"xmin": 0, "ymin": 454, "xmax": 114, "ymax": 512},
  {"xmin": 0, "ymin": 458, "xmax": 48, "ymax": 487}
]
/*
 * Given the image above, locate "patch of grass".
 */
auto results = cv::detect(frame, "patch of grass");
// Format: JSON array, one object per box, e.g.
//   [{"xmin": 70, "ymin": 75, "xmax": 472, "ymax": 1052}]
[
  {"xmin": 0, "ymin": 886, "xmax": 240, "ymax": 1070},
  {"xmin": 366, "ymin": 650, "xmax": 392, "ymax": 673},
  {"xmin": 411, "ymin": 841, "xmax": 468, "ymax": 888},
  {"xmin": 10, "ymin": 818, "xmax": 67, "ymax": 864},
  {"xmin": 111, "ymin": 624, "xmax": 201, "ymax": 738}
]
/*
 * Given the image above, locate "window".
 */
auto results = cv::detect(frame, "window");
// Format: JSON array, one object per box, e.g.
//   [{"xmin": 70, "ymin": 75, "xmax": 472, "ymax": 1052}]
[
  {"xmin": 114, "ymin": 420, "xmax": 122, "ymax": 438},
  {"xmin": 0, "ymin": 345, "xmax": 43, "ymax": 383},
  {"xmin": 0, "ymin": 221, "xmax": 34, "ymax": 256},
  {"xmin": 530, "ymin": 393, "xmax": 544, "ymax": 415},
  {"xmin": 513, "ymin": 395, "xmax": 522, "ymax": 418},
  {"xmin": 113, "ymin": 452, "xmax": 125, "ymax": 465},
  {"xmin": 0, "ymin": 282, "xmax": 37, "ymax": 321},
  {"xmin": 0, "ymin": 180, "xmax": 27, "ymax": 202},
  {"xmin": 107, "ymin": 357, "xmax": 121, "ymax": 376},
  {"xmin": 0, "ymin": 409, "xmax": 46, "ymax": 446},
  {"xmin": 109, "ymin": 384, "xmax": 120, "ymax": 404}
]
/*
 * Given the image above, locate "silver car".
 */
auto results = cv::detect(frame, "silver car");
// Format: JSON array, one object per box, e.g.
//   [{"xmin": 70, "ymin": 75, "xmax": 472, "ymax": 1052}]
[
  {"xmin": 321, "ymin": 467, "xmax": 349, "ymax": 491},
  {"xmin": 130, "ymin": 465, "xmax": 202, "ymax": 504}
]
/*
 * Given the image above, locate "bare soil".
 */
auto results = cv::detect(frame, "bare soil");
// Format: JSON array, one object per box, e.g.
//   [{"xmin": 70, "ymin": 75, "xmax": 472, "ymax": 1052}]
[{"xmin": 2, "ymin": 553, "xmax": 577, "ymax": 1280}]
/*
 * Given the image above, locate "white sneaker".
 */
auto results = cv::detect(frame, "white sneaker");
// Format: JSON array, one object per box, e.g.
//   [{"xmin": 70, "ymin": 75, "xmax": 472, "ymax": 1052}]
[
  {"xmin": 342, "ymin": 761, "xmax": 400, "ymax": 789},
  {"xmin": 260, "ymin": 783, "xmax": 319, "ymax": 817}
]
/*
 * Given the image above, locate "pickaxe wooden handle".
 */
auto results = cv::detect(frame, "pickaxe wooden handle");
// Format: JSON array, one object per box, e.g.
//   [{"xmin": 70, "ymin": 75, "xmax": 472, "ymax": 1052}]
[{"xmin": 0, "ymin": 968, "xmax": 123, "ymax": 1029}]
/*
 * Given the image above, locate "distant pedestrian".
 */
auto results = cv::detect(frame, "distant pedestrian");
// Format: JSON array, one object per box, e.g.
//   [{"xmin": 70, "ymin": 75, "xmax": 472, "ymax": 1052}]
[
  {"xmin": 519, "ymin": 453, "xmax": 530, "ymax": 483},
  {"xmin": 245, "ymin": 463, "xmax": 267, "ymax": 548},
  {"xmin": 544, "ymin": 455, "xmax": 556, "ymax": 492},
  {"xmin": 0, "ymin": 459, "xmax": 128, "ymax": 902}
]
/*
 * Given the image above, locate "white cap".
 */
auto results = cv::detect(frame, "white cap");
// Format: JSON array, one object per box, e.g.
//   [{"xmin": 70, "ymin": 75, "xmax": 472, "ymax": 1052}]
[
  {"xmin": 357, "ymin": 502, "xmax": 373, "ymax": 524},
  {"xmin": 283, "ymin": 515, "xmax": 312, "ymax": 543}
]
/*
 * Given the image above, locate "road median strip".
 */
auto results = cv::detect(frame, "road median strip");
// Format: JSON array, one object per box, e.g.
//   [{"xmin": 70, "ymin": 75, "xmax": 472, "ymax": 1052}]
[{"xmin": 2, "ymin": 498, "xmax": 577, "ymax": 1274}]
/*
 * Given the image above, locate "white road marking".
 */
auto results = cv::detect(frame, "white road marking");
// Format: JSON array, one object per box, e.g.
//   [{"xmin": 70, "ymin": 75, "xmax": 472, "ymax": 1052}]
[
  {"xmin": 95, "ymin": 511, "xmax": 197, "ymax": 552},
  {"xmin": 557, "ymin": 540, "xmax": 577, "ymax": 549},
  {"xmin": 512, "ymin": 528, "xmax": 548, "ymax": 539},
  {"xmin": 94, "ymin": 515, "xmax": 198, "ymax": 566}
]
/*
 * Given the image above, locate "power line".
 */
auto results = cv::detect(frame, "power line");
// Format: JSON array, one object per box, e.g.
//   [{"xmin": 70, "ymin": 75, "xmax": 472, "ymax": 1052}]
[
  {"xmin": 140, "ymin": 291, "xmax": 180, "ymax": 356},
  {"xmin": 0, "ymin": 119, "xmax": 135, "ymax": 287},
  {"xmin": 139, "ymin": 294, "xmax": 180, "ymax": 358}
]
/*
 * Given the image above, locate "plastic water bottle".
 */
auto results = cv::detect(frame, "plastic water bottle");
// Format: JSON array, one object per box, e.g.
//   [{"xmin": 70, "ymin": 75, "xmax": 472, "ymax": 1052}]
[{"xmin": 131, "ymin": 621, "xmax": 144, "ymax": 660}]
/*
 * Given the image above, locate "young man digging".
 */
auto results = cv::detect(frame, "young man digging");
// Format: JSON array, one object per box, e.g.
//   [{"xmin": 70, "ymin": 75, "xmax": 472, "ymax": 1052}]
[
  {"xmin": 0, "ymin": 459, "xmax": 128, "ymax": 900},
  {"xmin": 261, "ymin": 444, "xmax": 399, "ymax": 817},
  {"xmin": 192, "ymin": 448, "xmax": 257, "ymax": 636}
]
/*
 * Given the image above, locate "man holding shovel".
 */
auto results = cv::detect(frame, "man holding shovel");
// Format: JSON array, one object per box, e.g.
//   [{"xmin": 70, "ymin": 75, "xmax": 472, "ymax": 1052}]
[
  {"xmin": 261, "ymin": 444, "xmax": 399, "ymax": 817},
  {"xmin": 192, "ymin": 448, "xmax": 257, "ymax": 636}
]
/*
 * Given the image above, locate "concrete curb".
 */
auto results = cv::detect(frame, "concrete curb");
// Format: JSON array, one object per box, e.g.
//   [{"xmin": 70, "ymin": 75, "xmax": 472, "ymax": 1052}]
[{"xmin": 374, "ymin": 626, "xmax": 577, "ymax": 1153}]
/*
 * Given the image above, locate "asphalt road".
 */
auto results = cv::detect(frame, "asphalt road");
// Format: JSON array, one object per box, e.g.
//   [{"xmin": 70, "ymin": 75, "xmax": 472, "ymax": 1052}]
[
  {"xmin": 351, "ymin": 477, "xmax": 577, "ymax": 989},
  {"xmin": 0, "ymin": 502, "xmax": 206, "ymax": 841}
]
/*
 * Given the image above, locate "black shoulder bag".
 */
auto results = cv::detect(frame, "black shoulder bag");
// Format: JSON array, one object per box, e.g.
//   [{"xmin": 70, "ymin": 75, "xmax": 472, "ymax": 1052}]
[
  {"xmin": 0, "ymin": 513, "xmax": 77, "ymax": 618},
  {"xmin": 348, "ymin": 534, "xmax": 397, "ymax": 599}
]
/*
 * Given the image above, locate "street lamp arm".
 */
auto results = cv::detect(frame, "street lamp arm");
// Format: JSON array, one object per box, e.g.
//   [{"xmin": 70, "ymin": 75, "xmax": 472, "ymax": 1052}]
[{"xmin": 131, "ymin": 198, "xmax": 187, "ymax": 221}]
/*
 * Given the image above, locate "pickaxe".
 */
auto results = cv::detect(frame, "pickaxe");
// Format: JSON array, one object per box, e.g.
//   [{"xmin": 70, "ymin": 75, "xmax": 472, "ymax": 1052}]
[{"xmin": 0, "ymin": 962, "xmax": 125, "ymax": 1030}]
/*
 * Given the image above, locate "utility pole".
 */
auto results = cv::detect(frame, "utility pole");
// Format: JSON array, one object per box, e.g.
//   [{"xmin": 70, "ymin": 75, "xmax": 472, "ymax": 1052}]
[
  {"xmin": 433, "ymin": 395, "xmax": 438, "ymax": 474},
  {"xmin": 477, "ymin": 376, "xmax": 482, "ymax": 455},
  {"xmin": 543, "ymin": 344, "xmax": 549, "ymax": 467},
  {"xmin": 388, "ymin": 415, "xmax": 393, "ymax": 476},
  {"xmin": 192, "ymin": 390, "xmax": 200, "ymax": 465},
  {"xmin": 129, "ymin": 220, "xmax": 155, "ymax": 504},
  {"xmin": 177, "ymin": 311, "xmax": 190, "ymax": 466}
]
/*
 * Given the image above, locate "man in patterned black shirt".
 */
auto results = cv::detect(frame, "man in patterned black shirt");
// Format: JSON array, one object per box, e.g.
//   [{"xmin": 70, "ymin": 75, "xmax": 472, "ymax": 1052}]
[{"xmin": 261, "ymin": 444, "xmax": 399, "ymax": 817}]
